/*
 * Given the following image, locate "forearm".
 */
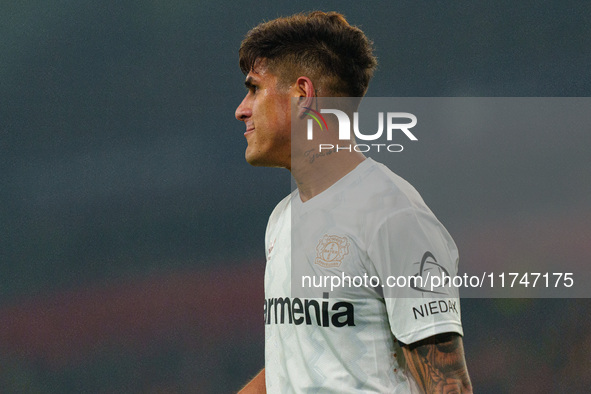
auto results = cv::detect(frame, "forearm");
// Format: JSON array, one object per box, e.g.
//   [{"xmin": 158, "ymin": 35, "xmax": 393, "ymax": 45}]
[
  {"xmin": 403, "ymin": 333, "xmax": 472, "ymax": 393},
  {"xmin": 238, "ymin": 368, "xmax": 266, "ymax": 394}
]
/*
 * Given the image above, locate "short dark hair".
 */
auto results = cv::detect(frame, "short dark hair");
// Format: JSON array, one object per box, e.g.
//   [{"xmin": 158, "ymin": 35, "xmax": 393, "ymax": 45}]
[{"xmin": 239, "ymin": 11, "xmax": 377, "ymax": 97}]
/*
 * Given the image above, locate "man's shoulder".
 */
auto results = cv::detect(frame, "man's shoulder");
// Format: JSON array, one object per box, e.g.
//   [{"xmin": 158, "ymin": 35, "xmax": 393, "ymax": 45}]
[
  {"xmin": 354, "ymin": 158, "xmax": 428, "ymax": 214},
  {"xmin": 265, "ymin": 191, "xmax": 294, "ymax": 230},
  {"xmin": 272, "ymin": 192, "xmax": 294, "ymax": 214}
]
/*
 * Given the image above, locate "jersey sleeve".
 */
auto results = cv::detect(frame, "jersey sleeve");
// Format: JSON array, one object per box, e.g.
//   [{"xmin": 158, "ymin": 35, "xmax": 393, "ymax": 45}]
[
  {"xmin": 367, "ymin": 208, "xmax": 463, "ymax": 344},
  {"xmin": 265, "ymin": 193, "xmax": 292, "ymax": 261}
]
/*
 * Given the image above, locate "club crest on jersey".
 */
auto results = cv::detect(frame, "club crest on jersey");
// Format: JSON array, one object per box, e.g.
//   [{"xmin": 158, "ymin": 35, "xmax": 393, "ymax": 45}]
[{"xmin": 315, "ymin": 234, "xmax": 350, "ymax": 268}]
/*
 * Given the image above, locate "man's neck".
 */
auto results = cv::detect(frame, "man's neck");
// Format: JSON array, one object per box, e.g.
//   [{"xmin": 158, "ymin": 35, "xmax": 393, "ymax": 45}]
[{"xmin": 290, "ymin": 149, "xmax": 366, "ymax": 202}]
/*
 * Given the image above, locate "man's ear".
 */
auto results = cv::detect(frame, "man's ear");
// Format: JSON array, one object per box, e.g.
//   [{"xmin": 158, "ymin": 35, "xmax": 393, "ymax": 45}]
[{"xmin": 294, "ymin": 76, "xmax": 315, "ymax": 118}]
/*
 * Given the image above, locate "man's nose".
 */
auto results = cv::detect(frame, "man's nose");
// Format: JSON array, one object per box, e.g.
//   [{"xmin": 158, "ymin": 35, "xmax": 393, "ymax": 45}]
[{"xmin": 235, "ymin": 97, "xmax": 252, "ymax": 121}]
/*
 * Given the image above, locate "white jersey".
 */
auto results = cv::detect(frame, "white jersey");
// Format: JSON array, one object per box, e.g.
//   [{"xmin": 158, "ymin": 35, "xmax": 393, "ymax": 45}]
[{"xmin": 264, "ymin": 158, "xmax": 463, "ymax": 393}]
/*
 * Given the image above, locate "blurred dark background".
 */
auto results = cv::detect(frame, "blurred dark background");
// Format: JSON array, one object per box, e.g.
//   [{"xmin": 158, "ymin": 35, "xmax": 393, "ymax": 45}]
[{"xmin": 1, "ymin": 1, "xmax": 590, "ymax": 392}]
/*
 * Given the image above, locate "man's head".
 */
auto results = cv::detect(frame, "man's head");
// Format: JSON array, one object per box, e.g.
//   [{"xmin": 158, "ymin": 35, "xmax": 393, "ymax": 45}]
[
  {"xmin": 235, "ymin": 11, "xmax": 377, "ymax": 168},
  {"xmin": 239, "ymin": 11, "xmax": 377, "ymax": 97}
]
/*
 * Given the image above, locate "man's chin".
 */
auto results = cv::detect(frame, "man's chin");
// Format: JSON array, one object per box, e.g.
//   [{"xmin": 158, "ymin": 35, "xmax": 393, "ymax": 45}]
[
  {"xmin": 245, "ymin": 152, "xmax": 266, "ymax": 167},
  {"xmin": 245, "ymin": 153, "xmax": 287, "ymax": 169}
]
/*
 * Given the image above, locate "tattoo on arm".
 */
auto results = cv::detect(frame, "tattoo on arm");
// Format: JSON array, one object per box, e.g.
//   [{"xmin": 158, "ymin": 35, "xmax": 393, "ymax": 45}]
[{"xmin": 402, "ymin": 333, "xmax": 472, "ymax": 393}]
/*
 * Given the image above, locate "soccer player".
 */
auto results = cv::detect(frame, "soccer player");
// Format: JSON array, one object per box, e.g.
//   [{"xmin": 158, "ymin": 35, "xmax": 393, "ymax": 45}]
[{"xmin": 235, "ymin": 11, "xmax": 472, "ymax": 393}]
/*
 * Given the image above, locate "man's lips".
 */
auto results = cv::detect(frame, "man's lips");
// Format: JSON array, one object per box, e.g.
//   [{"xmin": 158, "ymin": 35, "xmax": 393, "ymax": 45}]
[{"xmin": 244, "ymin": 124, "xmax": 255, "ymax": 136}]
